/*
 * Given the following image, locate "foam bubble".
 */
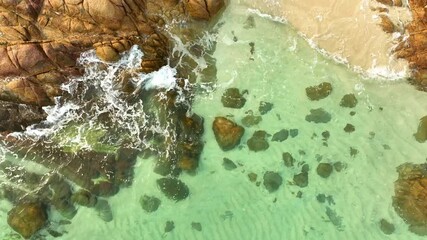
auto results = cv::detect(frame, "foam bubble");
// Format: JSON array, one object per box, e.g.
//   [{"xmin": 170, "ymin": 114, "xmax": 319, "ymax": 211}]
[{"xmin": 135, "ymin": 65, "xmax": 178, "ymax": 91}]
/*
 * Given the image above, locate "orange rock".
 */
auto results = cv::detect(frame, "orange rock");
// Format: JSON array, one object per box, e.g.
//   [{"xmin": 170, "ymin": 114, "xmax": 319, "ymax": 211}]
[
  {"xmin": 379, "ymin": 15, "xmax": 395, "ymax": 33},
  {"xmin": 7, "ymin": 202, "xmax": 47, "ymax": 239},
  {"xmin": 184, "ymin": 0, "xmax": 225, "ymax": 20},
  {"xmin": 395, "ymin": 0, "xmax": 427, "ymax": 90},
  {"xmin": 95, "ymin": 45, "xmax": 120, "ymax": 62},
  {"xmin": 212, "ymin": 117, "xmax": 245, "ymax": 151},
  {"xmin": 376, "ymin": 0, "xmax": 394, "ymax": 5}
]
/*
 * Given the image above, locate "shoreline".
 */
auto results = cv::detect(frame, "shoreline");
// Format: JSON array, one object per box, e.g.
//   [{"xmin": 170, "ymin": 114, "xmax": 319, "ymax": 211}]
[{"xmin": 240, "ymin": 0, "xmax": 412, "ymax": 80}]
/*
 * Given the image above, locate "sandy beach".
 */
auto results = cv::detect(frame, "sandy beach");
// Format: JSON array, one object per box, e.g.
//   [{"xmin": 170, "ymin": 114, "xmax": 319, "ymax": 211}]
[{"xmin": 239, "ymin": 0, "xmax": 412, "ymax": 79}]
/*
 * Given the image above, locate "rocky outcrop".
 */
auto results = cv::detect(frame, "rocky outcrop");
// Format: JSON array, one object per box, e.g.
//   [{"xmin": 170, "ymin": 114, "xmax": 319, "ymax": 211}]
[
  {"xmin": 0, "ymin": 0, "xmax": 226, "ymax": 131},
  {"xmin": 394, "ymin": 0, "xmax": 427, "ymax": 90},
  {"xmin": 0, "ymin": 2, "xmax": 226, "ymax": 238}
]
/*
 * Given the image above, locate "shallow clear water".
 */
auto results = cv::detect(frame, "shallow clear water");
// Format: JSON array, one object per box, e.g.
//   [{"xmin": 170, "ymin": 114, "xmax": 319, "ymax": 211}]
[{"xmin": 1, "ymin": 2, "xmax": 427, "ymax": 240}]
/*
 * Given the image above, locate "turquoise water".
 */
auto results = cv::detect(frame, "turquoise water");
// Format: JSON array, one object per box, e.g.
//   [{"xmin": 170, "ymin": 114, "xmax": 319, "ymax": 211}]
[{"xmin": 1, "ymin": 2, "xmax": 427, "ymax": 240}]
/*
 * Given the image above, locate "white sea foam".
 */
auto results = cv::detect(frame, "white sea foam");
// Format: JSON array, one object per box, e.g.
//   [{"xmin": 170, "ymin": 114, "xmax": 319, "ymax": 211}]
[{"xmin": 135, "ymin": 65, "xmax": 178, "ymax": 91}]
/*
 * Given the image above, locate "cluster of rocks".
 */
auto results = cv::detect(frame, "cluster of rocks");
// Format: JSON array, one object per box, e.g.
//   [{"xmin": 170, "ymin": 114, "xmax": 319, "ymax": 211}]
[
  {"xmin": 0, "ymin": 0, "xmax": 227, "ymax": 238},
  {"xmin": 1, "ymin": 144, "xmax": 140, "ymax": 237}
]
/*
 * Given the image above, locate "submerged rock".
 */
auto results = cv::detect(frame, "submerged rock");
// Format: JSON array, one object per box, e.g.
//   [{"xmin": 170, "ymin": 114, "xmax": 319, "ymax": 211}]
[
  {"xmin": 192, "ymin": 222, "xmax": 203, "ymax": 231},
  {"xmin": 157, "ymin": 178, "xmax": 189, "ymax": 201},
  {"xmin": 140, "ymin": 195, "xmax": 161, "ymax": 213},
  {"xmin": 344, "ymin": 124, "xmax": 355, "ymax": 133},
  {"xmin": 317, "ymin": 163, "xmax": 333, "ymax": 178},
  {"xmin": 294, "ymin": 172, "xmax": 308, "ymax": 188},
  {"xmin": 333, "ymin": 162, "xmax": 346, "ymax": 172},
  {"xmin": 241, "ymin": 113, "xmax": 262, "ymax": 127},
  {"xmin": 290, "ymin": 129, "xmax": 299, "ymax": 138},
  {"xmin": 91, "ymin": 181, "xmax": 119, "ymax": 197},
  {"xmin": 305, "ymin": 82, "xmax": 333, "ymax": 101},
  {"xmin": 263, "ymin": 172, "xmax": 283, "ymax": 193},
  {"xmin": 393, "ymin": 163, "xmax": 427, "ymax": 235},
  {"xmin": 164, "ymin": 220, "xmax": 175, "ymax": 233},
  {"xmin": 282, "ymin": 152, "xmax": 295, "ymax": 167},
  {"xmin": 339, "ymin": 94, "xmax": 358, "ymax": 108},
  {"xmin": 272, "ymin": 129, "xmax": 289, "ymax": 142},
  {"xmin": 414, "ymin": 116, "xmax": 427, "ymax": 143},
  {"xmin": 244, "ymin": 15, "xmax": 256, "ymax": 29},
  {"xmin": 212, "ymin": 117, "xmax": 245, "ymax": 151},
  {"xmin": 259, "ymin": 101, "xmax": 273, "ymax": 115},
  {"xmin": 350, "ymin": 147, "xmax": 359, "ymax": 157},
  {"xmin": 222, "ymin": 158, "xmax": 237, "ymax": 170},
  {"xmin": 248, "ymin": 173, "xmax": 258, "ymax": 183},
  {"xmin": 7, "ymin": 202, "xmax": 47, "ymax": 239},
  {"xmin": 185, "ymin": 0, "xmax": 225, "ymax": 20},
  {"xmin": 305, "ymin": 108, "xmax": 332, "ymax": 123},
  {"xmin": 221, "ymin": 88, "xmax": 246, "ymax": 108},
  {"xmin": 71, "ymin": 189, "xmax": 97, "ymax": 207},
  {"xmin": 379, "ymin": 219, "xmax": 395, "ymax": 235},
  {"xmin": 95, "ymin": 199, "xmax": 113, "ymax": 222},
  {"xmin": 247, "ymin": 130, "xmax": 269, "ymax": 152}
]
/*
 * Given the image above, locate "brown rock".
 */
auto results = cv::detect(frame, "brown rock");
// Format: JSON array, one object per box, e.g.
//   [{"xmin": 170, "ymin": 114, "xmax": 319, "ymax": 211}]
[
  {"xmin": 95, "ymin": 45, "xmax": 120, "ymax": 62},
  {"xmin": 414, "ymin": 116, "xmax": 427, "ymax": 143},
  {"xmin": 184, "ymin": 0, "xmax": 225, "ymax": 20},
  {"xmin": 395, "ymin": 0, "xmax": 427, "ymax": 90},
  {"xmin": 0, "ymin": 0, "xmax": 227, "ymax": 133},
  {"xmin": 392, "ymin": 162, "xmax": 427, "ymax": 235},
  {"xmin": 212, "ymin": 117, "xmax": 245, "ymax": 151},
  {"xmin": 376, "ymin": 0, "xmax": 394, "ymax": 5},
  {"xmin": 7, "ymin": 202, "xmax": 48, "ymax": 239},
  {"xmin": 379, "ymin": 15, "xmax": 395, "ymax": 33}
]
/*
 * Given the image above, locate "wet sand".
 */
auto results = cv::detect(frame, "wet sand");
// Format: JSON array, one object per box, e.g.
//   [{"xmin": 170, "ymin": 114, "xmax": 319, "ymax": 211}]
[{"xmin": 240, "ymin": 0, "xmax": 412, "ymax": 79}]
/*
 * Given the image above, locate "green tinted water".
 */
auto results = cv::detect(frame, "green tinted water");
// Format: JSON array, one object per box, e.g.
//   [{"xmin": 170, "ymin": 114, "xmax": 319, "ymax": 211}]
[{"xmin": 1, "ymin": 2, "xmax": 427, "ymax": 240}]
